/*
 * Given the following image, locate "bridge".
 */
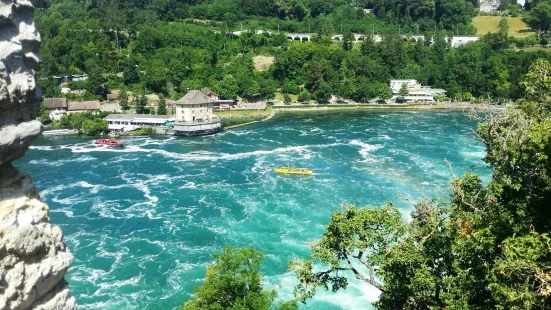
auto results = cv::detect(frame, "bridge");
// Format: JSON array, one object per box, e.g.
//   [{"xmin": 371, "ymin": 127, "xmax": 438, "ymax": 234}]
[
  {"xmin": 285, "ymin": 33, "xmax": 478, "ymax": 47},
  {"xmin": 227, "ymin": 30, "xmax": 478, "ymax": 47}
]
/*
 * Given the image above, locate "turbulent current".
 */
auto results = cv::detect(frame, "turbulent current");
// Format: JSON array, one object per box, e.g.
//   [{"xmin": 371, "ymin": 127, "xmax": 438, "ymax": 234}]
[{"xmin": 16, "ymin": 111, "xmax": 490, "ymax": 310}]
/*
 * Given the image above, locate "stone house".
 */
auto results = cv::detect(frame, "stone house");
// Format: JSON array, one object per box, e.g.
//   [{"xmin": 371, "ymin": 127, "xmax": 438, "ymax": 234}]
[{"xmin": 171, "ymin": 90, "xmax": 221, "ymax": 136}]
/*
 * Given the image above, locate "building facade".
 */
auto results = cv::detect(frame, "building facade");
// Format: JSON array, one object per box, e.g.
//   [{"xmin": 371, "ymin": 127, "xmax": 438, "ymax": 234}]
[
  {"xmin": 390, "ymin": 79, "xmax": 440, "ymax": 103},
  {"xmin": 480, "ymin": 0, "xmax": 501, "ymax": 13},
  {"xmin": 105, "ymin": 114, "xmax": 175, "ymax": 132},
  {"xmin": 170, "ymin": 90, "xmax": 221, "ymax": 136}
]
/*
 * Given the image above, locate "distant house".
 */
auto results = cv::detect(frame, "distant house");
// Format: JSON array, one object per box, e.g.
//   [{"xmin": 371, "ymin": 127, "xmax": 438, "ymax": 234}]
[
  {"xmin": 213, "ymin": 99, "xmax": 234, "ymax": 111},
  {"xmin": 199, "ymin": 87, "xmax": 235, "ymax": 110},
  {"xmin": 44, "ymin": 98, "xmax": 68, "ymax": 121},
  {"xmin": 52, "ymin": 74, "xmax": 88, "ymax": 83},
  {"xmin": 107, "ymin": 94, "xmax": 120, "ymax": 101},
  {"xmin": 67, "ymin": 101, "xmax": 101, "ymax": 114},
  {"xmin": 200, "ymin": 87, "xmax": 219, "ymax": 101},
  {"xmin": 61, "ymin": 87, "xmax": 85, "ymax": 94},
  {"xmin": 479, "ymin": 0, "xmax": 500, "ymax": 13},
  {"xmin": 389, "ymin": 79, "xmax": 435, "ymax": 103}
]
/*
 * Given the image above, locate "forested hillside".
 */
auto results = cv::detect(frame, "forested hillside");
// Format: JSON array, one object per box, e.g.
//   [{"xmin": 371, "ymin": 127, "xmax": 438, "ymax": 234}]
[{"xmin": 34, "ymin": 0, "xmax": 551, "ymax": 103}]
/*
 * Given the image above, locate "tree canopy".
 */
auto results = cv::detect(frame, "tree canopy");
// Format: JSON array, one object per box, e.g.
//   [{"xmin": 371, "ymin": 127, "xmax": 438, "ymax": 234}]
[{"xmin": 182, "ymin": 247, "xmax": 276, "ymax": 310}]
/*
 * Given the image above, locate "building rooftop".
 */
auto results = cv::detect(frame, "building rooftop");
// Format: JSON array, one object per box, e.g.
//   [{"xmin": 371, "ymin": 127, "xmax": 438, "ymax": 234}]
[
  {"xmin": 68, "ymin": 101, "xmax": 100, "ymax": 111},
  {"xmin": 104, "ymin": 114, "xmax": 174, "ymax": 120},
  {"xmin": 175, "ymin": 90, "xmax": 215, "ymax": 105},
  {"xmin": 200, "ymin": 87, "xmax": 217, "ymax": 97},
  {"xmin": 44, "ymin": 98, "xmax": 68, "ymax": 109}
]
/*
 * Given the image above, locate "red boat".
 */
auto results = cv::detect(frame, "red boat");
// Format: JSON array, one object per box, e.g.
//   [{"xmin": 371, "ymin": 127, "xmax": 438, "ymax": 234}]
[{"xmin": 95, "ymin": 138, "xmax": 124, "ymax": 147}]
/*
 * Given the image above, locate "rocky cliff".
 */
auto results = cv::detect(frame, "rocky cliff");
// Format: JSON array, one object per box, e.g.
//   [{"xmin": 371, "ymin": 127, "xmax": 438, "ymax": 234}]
[{"xmin": 0, "ymin": 0, "xmax": 77, "ymax": 309}]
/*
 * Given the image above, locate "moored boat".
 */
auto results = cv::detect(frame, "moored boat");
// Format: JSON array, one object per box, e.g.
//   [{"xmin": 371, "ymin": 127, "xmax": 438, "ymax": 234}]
[
  {"xmin": 42, "ymin": 129, "xmax": 78, "ymax": 136},
  {"xmin": 274, "ymin": 167, "xmax": 313, "ymax": 175},
  {"xmin": 95, "ymin": 138, "xmax": 124, "ymax": 147}
]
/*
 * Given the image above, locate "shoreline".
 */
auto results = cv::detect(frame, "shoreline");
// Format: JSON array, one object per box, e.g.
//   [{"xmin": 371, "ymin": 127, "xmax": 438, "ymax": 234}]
[
  {"xmin": 221, "ymin": 103, "xmax": 508, "ymax": 130},
  {"xmin": 272, "ymin": 103, "xmax": 508, "ymax": 112}
]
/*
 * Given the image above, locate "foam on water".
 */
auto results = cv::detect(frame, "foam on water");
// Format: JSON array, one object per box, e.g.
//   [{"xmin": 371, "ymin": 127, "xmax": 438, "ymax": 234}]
[{"xmin": 16, "ymin": 111, "xmax": 490, "ymax": 310}]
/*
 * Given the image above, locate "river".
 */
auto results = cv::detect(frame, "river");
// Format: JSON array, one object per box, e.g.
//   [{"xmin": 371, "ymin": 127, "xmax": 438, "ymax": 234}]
[{"xmin": 16, "ymin": 110, "xmax": 490, "ymax": 310}]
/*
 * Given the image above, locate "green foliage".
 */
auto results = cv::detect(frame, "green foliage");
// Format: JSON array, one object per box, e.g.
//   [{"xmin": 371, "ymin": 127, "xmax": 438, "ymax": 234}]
[
  {"xmin": 398, "ymin": 83, "xmax": 409, "ymax": 96},
  {"xmin": 134, "ymin": 95, "xmax": 148, "ymax": 114},
  {"xmin": 313, "ymin": 83, "xmax": 331, "ymax": 103},
  {"xmin": 283, "ymin": 93, "xmax": 292, "ymax": 103},
  {"xmin": 282, "ymin": 81, "xmax": 300, "ymax": 95},
  {"xmin": 37, "ymin": 102, "xmax": 51, "ymax": 124},
  {"xmin": 527, "ymin": 1, "xmax": 551, "ymax": 32},
  {"xmin": 145, "ymin": 64, "xmax": 168, "ymax": 94},
  {"xmin": 214, "ymin": 75, "xmax": 239, "ymax": 99},
  {"xmin": 82, "ymin": 118, "xmax": 107, "ymax": 136},
  {"xmin": 129, "ymin": 127, "xmax": 155, "ymax": 135},
  {"xmin": 119, "ymin": 91, "xmax": 130, "ymax": 110},
  {"xmin": 297, "ymin": 90, "xmax": 310, "ymax": 102},
  {"xmin": 122, "ymin": 62, "xmax": 140, "ymax": 86},
  {"xmin": 342, "ymin": 32, "xmax": 354, "ymax": 52},
  {"xmin": 291, "ymin": 60, "xmax": 551, "ymax": 309},
  {"xmin": 86, "ymin": 66, "xmax": 106, "ymax": 98},
  {"xmin": 157, "ymin": 99, "xmax": 167, "ymax": 115},
  {"xmin": 182, "ymin": 247, "xmax": 276, "ymax": 310}
]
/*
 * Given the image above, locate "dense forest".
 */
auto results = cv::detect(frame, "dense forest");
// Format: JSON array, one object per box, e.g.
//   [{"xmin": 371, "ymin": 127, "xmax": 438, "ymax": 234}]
[{"xmin": 34, "ymin": 0, "xmax": 551, "ymax": 103}]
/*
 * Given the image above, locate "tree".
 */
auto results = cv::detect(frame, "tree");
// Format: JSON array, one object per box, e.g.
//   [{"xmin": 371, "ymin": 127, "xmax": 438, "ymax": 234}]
[
  {"xmin": 283, "ymin": 93, "xmax": 292, "ymax": 103},
  {"xmin": 86, "ymin": 66, "xmax": 106, "ymax": 98},
  {"xmin": 145, "ymin": 65, "xmax": 168, "ymax": 94},
  {"xmin": 119, "ymin": 91, "xmax": 130, "ymax": 110},
  {"xmin": 483, "ymin": 18, "xmax": 510, "ymax": 50},
  {"xmin": 157, "ymin": 98, "xmax": 167, "ymax": 115},
  {"xmin": 290, "ymin": 60, "xmax": 551, "ymax": 309},
  {"xmin": 398, "ymin": 83, "xmax": 409, "ymax": 96},
  {"xmin": 282, "ymin": 81, "xmax": 300, "ymax": 95},
  {"xmin": 342, "ymin": 32, "xmax": 354, "ymax": 52},
  {"xmin": 122, "ymin": 62, "xmax": 140, "ymax": 86},
  {"xmin": 297, "ymin": 90, "xmax": 310, "ymax": 102},
  {"xmin": 313, "ymin": 83, "xmax": 332, "ymax": 103},
  {"xmin": 82, "ymin": 119, "xmax": 107, "ymax": 136},
  {"xmin": 134, "ymin": 95, "xmax": 148, "ymax": 114},
  {"xmin": 373, "ymin": 82, "xmax": 392, "ymax": 100},
  {"xmin": 182, "ymin": 247, "xmax": 276, "ymax": 310},
  {"xmin": 360, "ymin": 34, "xmax": 377, "ymax": 57},
  {"xmin": 215, "ymin": 75, "xmax": 239, "ymax": 99},
  {"xmin": 527, "ymin": 1, "xmax": 551, "ymax": 33}
]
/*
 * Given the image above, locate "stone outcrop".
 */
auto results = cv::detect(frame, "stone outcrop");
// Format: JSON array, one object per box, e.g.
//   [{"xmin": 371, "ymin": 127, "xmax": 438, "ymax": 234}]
[{"xmin": 1, "ymin": 0, "xmax": 77, "ymax": 309}]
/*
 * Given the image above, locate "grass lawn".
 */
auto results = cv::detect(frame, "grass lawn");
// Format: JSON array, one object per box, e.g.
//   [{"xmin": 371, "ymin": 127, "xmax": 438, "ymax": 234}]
[
  {"xmin": 215, "ymin": 107, "xmax": 271, "ymax": 117},
  {"xmin": 252, "ymin": 55, "xmax": 275, "ymax": 71},
  {"xmin": 472, "ymin": 16, "xmax": 535, "ymax": 38},
  {"xmin": 275, "ymin": 91, "xmax": 298, "ymax": 102}
]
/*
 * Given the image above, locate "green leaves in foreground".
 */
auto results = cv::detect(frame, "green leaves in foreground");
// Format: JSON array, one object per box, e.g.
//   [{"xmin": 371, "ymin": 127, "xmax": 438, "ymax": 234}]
[{"xmin": 182, "ymin": 247, "xmax": 278, "ymax": 310}]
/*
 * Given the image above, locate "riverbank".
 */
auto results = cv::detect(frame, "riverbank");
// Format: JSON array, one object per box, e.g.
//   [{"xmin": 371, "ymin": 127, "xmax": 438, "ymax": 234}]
[
  {"xmin": 215, "ymin": 108, "xmax": 273, "ymax": 128},
  {"xmin": 217, "ymin": 102, "xmax": 508, "ymax": 130},
  {"xmin": 273, "ymin": 102, "xmax": 509, "ymax": 112}
]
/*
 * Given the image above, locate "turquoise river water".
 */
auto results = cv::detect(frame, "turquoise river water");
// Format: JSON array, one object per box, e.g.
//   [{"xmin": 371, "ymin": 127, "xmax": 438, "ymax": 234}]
[{"xmin": 16, "ymin": 110, "xmax": 490, "ymax": 310}]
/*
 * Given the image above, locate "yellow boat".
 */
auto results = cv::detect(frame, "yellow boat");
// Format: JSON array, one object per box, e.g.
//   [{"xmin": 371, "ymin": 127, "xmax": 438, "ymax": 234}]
[{"xmin": 274, "ymin": 167, "xmax": 313, "ymax": 175}]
